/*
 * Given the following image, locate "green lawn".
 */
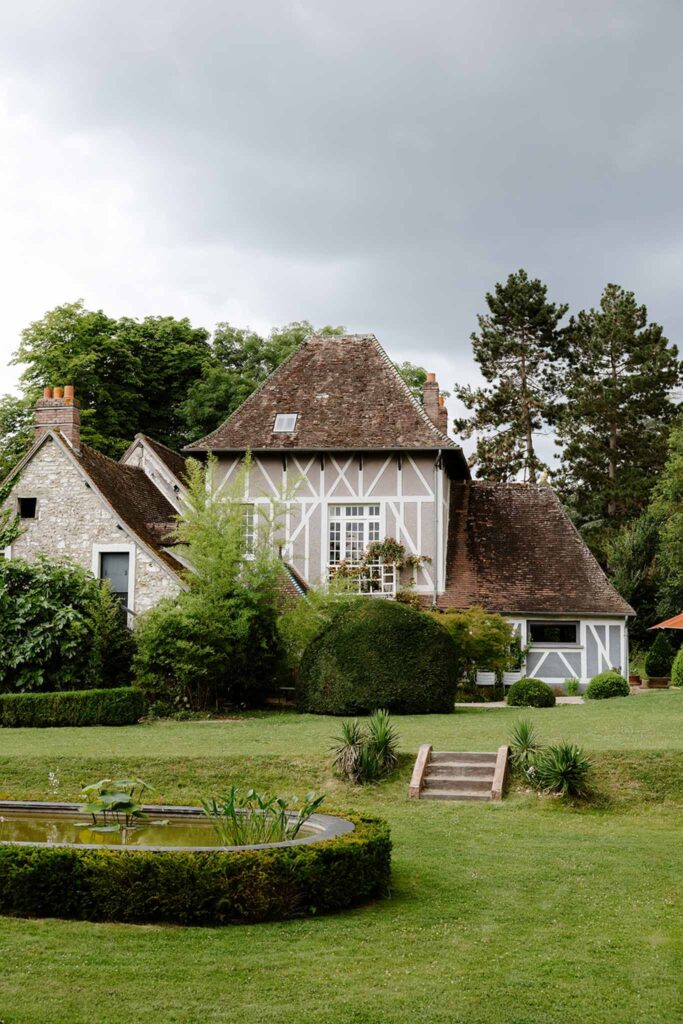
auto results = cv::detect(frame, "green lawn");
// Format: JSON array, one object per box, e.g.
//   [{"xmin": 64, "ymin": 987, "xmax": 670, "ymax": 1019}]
[{"xmin": 0, "ymin": 692, "xmax": 682, "ymax": 1023}]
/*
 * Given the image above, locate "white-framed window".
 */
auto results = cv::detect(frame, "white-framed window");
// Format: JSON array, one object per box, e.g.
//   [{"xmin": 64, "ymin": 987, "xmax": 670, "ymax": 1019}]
[
  {"xmin": 242, "ymin": 503, "xmax": 256, "ymax": 555},
  {"xmin": 328, "ymin": 504, "xmax": 381, "ymax": 565},
  {"xmin": 92, "ymin": 543, "xmax": 135, "ymax": 622},
  {"xmin": 528, "ymin": 621, "xmax": 579, "ymax": 646},
  {"xmin": 273, "ymin": 413, "xmax": 298, "ymax": 433}
]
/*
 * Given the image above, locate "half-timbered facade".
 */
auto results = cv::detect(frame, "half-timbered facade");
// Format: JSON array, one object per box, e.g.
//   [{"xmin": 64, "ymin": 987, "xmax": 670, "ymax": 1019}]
[
  {"xmin": 4, "ymin": 333, "xmax": 632, "ymax": 690},
  {"xmin": 186, "ymin": 333, "xmax": 633, "ymax": 688},
  {"xmin": 186, "ymin": 334, "xmax": 468, "ymax": 602}
]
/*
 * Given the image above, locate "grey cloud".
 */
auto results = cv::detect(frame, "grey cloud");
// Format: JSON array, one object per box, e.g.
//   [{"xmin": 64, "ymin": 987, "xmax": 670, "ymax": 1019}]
[{"xmin": 1, "ymin": 0, "xmax": 683, "ymax": 408}]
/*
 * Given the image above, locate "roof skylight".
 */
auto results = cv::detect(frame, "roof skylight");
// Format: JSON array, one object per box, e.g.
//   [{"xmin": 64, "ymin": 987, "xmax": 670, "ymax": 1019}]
[{"xmin": 273, "ymin": 413, "xmax": 298, "ymax": 433}]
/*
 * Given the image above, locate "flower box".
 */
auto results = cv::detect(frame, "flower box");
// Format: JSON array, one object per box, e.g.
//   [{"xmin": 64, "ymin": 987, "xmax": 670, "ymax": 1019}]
[{"xmin": 475, "ymin": 671, "xmax": 497, "ymax": 687}]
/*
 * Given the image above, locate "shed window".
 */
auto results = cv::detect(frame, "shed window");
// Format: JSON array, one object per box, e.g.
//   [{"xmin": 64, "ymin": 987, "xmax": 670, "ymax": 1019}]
[
  {"xmin": 529, "ymin": 621, "xmax": 579, "ymax": 645},
  {"xmin": 18, "ymin": 497, "xmax": 37, "ymax": 519},
  {"xmin": 273, "ymin": 413, "xmax": 298, "ymax": 433}
]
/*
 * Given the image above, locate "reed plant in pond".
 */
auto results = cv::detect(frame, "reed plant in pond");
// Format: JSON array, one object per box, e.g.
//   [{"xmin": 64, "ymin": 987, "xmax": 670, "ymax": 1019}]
[{"xmin": 201, "ymin": 786, "xmax": 325, "ymax": 846}]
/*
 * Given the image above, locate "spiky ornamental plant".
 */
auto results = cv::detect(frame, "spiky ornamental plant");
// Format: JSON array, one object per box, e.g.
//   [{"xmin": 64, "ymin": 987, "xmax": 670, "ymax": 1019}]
[
  {"xmin": 509, "ymin": 718, "xmax": 542, "ymax": 772},
  {"xmin": 533, "ymin": 743, "xmax": 593, "ymax": 800},
  {"xmin": 453, "ymin": 269, "xmax": 568, "ymax": 482}
]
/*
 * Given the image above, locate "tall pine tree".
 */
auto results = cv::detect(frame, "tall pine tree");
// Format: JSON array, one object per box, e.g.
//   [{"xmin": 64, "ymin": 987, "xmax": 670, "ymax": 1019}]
[
  {"xmin": 555, "ymin": 284, "xmax": 681, "ymax": 526},
  {"xmin": 453, "ymin": 269, "xmax": 568, "ymax": 482}
]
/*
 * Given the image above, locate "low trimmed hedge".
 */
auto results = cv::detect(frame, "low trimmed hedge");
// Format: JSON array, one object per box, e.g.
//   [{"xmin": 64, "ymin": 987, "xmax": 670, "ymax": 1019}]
[
  {"xmin": 0, "ymin": 687, "xmax": 144, "ymax": 728},
  {"xmin": 506, "ymin": 677, "xmax": 556, "ymax": 708},
  {"xmin": 585, "ymin": 671, "xmax": 630, "ymax": 700},
  {"xmin": 0, "ymin": 815, "xmax": 391, "ymax": 925}
]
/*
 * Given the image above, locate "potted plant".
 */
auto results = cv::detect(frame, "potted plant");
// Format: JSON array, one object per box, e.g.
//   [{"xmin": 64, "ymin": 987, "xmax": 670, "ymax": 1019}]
[
  {"xmin": 475, "ymin": 670, "xmax": 497, "ymax": 687},
  {"xmin": 644, "ymin": 633, "xmax": 674, "ymax": 688}
]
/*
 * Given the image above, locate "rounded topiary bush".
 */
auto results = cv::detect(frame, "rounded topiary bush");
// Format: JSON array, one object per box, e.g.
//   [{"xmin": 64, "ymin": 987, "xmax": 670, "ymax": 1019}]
[
  {"xmin": 585, "ymin": 671, "xmax": 630, "ymax": 700},
  {"xmin": 671, "ymin": 647, "xmax": 683, "ymax": 688},
  {"xmin": 297, "ymin": 600, "xmax": 459, "ymax": 714},
  {"xmin": 506, "ymin": 677, "xmax": 556, "ymax": 708},
  {"xmin": 644, "ymin": 633, "xmax": 674, "ymax": 679}
]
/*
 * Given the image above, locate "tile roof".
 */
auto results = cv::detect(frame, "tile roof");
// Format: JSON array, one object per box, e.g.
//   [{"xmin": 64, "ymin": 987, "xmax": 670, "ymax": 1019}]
[
  {"xmin": 185, "ymin": 334, "xmax": 459, "ymax": 452},
  {"xmin": 78, "ymin": 443, "xmax": 183, "ymax": 575},
  {"xmin": 440, "ymin": 481, "xmax": 633, "ymax": 616}
]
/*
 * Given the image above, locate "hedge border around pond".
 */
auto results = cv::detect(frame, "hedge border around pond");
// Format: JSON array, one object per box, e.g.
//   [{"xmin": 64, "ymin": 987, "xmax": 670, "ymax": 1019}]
[
  {"xmin": 0, "ymin": 687, "xmax": 144, "ymax": 728},
  {"xmin": 0, "ymin": 815, "xmax": 391, "ymax": 925}
]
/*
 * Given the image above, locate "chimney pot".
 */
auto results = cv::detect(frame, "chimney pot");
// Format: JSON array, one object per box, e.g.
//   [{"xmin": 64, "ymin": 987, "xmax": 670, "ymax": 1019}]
[
  {"xmin": 34, "ymin": 383, "xmax": 81, "ymax": 451},
  {"xmin": 426, "ymin": 372, "xmax": 436, "ymax": 383}
]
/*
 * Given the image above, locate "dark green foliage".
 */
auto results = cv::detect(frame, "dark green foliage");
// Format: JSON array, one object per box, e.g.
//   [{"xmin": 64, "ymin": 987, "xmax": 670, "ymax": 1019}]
[
  {"xmin": 13, "ymin": 301, "xmax": 212, "ymax": 455},
  {"xmin": 453, "ymin": 269, "xmax": 568, "ymax": 482},
  {"xmin": 134, "ymin": 457, "xmax": 283, "ymax": 710},
  {"xmin": 298, "ymin": 600, "xmax": 459, "ymax": 715},
  {"xmin": 644, "ymin": 633, "xmax": 674, "ymax": 678},
  {"xmin": 0, "ymin": 394, "xmax": 33, "ymax": 480},
  {"xmin": 0, "ymin": 557, "xmax": 133, "ymax": 693},
  {"xmin": 0, "ymin": 687, "xmax": 143, "ymax": 727},
  {"xmin": 506, "ymin": 677, "xmax": 556, "ymax": 708},
  {"xmin": 0, "ymin": 815, "xmax": 391, "ymax": 925},
  {"xmin": 555, "ymin": 284, "xmax": 682, "ymax": 526},
  {"xmin": 605, "ymin": 512, "xmax": 659, "ymax": 647},
  {"xmin": 432, "ymin": 606, "xmax": 516, "ymax": 682},
  {"xmin": 650, "ymin": 418, "xmax": 683, "ymax": 620},
  {"xmin": 585, "ymin": 671, "xmax": 631, "ymax": 700},
  {"xmin": 533, "ymin": 743, "xmax": 593, "ymax": 799},
  {"xmin": 671, "ymin": 647, "xmax": 683, "ymax": 688}
]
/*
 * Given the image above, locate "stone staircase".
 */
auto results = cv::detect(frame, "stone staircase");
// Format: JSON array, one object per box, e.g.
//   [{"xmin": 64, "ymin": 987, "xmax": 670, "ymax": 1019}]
[{"xmin": 409, "ymin": 745, "xmax": 508, "ymax": 802}]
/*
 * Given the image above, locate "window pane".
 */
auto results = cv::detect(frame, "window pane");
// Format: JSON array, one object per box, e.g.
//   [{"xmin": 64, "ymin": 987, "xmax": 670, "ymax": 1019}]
[
  {"xmin": 99, "ymin": 552, "xmax": 130, "ymax": 607},
  {"xmin": 529, "ymin": 622, "xmax": 578, "ymax": 645}
]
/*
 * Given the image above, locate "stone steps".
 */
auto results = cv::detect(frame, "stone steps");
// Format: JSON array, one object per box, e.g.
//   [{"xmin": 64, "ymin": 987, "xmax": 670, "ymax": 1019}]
[{"xmin": 413, "ymin": 748, "xmax": 501, "ymax": 801}]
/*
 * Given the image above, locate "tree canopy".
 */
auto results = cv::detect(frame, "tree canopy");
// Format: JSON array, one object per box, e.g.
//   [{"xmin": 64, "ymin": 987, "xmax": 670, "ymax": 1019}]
[
  {"xmin": 554, "ymin": 284, "xmax": 681, "ymax": 526},
  {"xmin": 453, "ymin": 269, "xmax": 568, "ymax": 482}
]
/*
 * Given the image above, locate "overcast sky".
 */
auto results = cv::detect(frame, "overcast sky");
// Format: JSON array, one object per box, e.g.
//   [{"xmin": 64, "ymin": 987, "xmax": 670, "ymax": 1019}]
[{"xmin": 1, "ymin": 0, "xmax": 682, "ymax": 460}]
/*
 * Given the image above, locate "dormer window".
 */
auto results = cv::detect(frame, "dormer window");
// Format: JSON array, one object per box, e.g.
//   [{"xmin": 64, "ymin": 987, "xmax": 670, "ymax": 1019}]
[{"xmin": 273, "ymin": 413, "xmax": 298, "ymax": 433}]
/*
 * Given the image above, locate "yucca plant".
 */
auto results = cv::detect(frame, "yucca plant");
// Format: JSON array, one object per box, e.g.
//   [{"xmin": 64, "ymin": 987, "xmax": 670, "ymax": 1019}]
[
  {"xmin": 332, "ymin": 709, "xmax": 399, "ymax": 784},
  {"xmin": 509, "ymin": 718, "xmax": 542, "ymax": 772},
  {"xmin": 366, "ymin": 709, "xmax": 399, "ymax": 778},
  {"xmin": 332, "ymin": 719, "xmax": 364, "ymax": 781},
  {"xmin": 533, "ymin": 743, "xmax": 593, "ymax": 800}
]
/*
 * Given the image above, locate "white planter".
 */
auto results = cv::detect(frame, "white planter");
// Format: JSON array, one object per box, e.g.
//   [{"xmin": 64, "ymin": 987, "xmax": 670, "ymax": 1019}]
[
  {"xmin": 503, "ymin": 671, "xmax": 523, "ymax": 686},
  {"xmin": 476, "ymin": 671, "xmax": 497, "ymax": 687}
]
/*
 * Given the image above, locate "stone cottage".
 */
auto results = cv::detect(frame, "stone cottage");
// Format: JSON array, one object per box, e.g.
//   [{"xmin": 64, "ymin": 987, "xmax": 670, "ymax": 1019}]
[{"xmin": 3, "ymin": 334, "xmax": 633, "ymax": 685}]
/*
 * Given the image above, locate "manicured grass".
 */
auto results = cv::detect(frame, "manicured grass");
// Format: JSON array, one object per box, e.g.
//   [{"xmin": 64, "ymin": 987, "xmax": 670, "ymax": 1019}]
[
  {"xmin": 0, "ymin": 691, "xmax": 681, "ymax": 1023},
  {"xmin": 0, "ymin": 689, "xmax": 681, "ymax": 759}
]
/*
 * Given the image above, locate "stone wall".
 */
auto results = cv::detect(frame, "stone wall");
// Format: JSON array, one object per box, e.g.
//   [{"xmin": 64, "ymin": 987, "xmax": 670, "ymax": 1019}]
[{"xmin": 5, "ymin": 436, "xmax": 180, "ymax": 616}]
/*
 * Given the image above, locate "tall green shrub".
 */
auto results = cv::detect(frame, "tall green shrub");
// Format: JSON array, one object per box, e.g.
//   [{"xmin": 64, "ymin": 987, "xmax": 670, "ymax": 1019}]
[
  {"xmin": 0, "ymin": 556, "xmax": 132, "ymax": 693},
  {"xmin": 431, "ymin": 606, "xmax": 515, "ymax": 682},
  {"xmin": 671, "ymin": 646, "xmax": 683, "ymax": 688},
  {"xmin": 644, "ymin": 633, "xmax": 674, "ymax": 678},
  {"xmin": 297, "ymin": 600, "xmax": 458, "ymax": 715},
  {"xmin": 134, "ymin": 455, "xmax": 284, "ymax": 709}
]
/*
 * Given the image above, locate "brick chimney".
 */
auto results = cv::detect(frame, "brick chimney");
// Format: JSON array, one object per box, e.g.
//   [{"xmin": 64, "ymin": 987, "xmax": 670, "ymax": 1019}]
[
  {"xmin": 422, "ymin": 372, "xmax": 449, "ymax": 434},
  {"xmin": 35, "ymin": 385, "xmax": 81, "ymax": 451}
]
